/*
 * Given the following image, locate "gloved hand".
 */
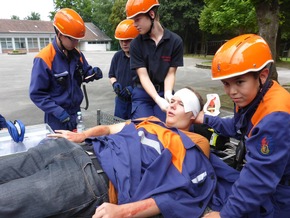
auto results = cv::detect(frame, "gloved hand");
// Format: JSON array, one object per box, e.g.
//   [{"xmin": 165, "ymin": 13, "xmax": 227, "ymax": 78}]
[
  {"xmin": 155, "ymin": 95, "xmax": 169, "ymax": 112},
  {"xmin": 164, "ymin": 90, "xmax": 173, "ymax": 103},
  {"xmin": 0, "ymin": 114, "xmax": 7, "ymax": 129},
  {"xmin": 66, "ymin": 120, "xmax": 76, "ymax": 131},
  {"xmin": 58, "ymin": 111, "xmax": 70, "ymax": 123},
  {"xmin": 112, "ymin": 82, "xmax": 122, "ymax": 95},
  {"xmin": 84, "ymin": 67, "xmax": 103, "ymax": 82},
  {"xmin": 93, "ymin": 67, "xmax": 103, "ymax": 80},
  {"xmin": 119, "ymin": 86, "xmax": 133, "ymax": 99}
]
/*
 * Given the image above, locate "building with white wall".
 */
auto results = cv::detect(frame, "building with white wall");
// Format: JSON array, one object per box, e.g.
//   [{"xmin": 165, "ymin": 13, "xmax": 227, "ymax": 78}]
[{"xmin": 0, "ymin": 19, "xmax": 112, "ymax": 54}]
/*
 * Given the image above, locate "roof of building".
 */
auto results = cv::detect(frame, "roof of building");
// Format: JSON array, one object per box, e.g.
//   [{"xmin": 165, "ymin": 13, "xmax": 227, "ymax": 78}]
[{"xmin": 0, "ymin": 19, "xmax": 111, "ymax": 42}]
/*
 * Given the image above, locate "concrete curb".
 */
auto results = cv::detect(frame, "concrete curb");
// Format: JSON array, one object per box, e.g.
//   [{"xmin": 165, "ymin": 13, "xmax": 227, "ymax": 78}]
[{"xmin": 195, "ymin": 63, "xmax": 211, "ymax": 69}]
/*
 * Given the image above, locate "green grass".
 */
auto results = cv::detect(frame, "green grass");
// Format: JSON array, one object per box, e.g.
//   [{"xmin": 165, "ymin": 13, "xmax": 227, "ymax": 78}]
[
  {"xmin": 187, "ymin": 54, "xmax": 290, "ymax": 69},
  {"xmin": 200, "ymin": 61, "xmax": 212, "ymax": 66},
  {"xmin": 279, "ymin": 57, "xmax": 290, "ymax": 62},
  {"xmin": 219, "ymin": 94, "xmax": 234, "ymax": 110},
  {"xmin": 276, "ymin": 58, "xmax": 290, "ymax": 68},
  {"xmin": 283, "ymin": 84, "xmax": 290, "ymax": 92},
  {"xmin": 185, "ymin": 54, "xmax": 214, "ymax": 61}
]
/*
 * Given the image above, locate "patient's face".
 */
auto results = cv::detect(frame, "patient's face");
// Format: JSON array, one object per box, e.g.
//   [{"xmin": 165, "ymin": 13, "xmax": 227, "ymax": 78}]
[{"xmin": 166, "ymin": 96, "xmax": 193, "ymax": 130}]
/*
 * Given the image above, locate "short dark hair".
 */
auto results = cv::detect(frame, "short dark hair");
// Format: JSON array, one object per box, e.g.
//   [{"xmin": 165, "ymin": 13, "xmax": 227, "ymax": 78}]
[
  {"xmin": 252, "ymin": 62, "xmax": 273, "ymax": 79},
  {"xmin": 149, "ymin": 6, "xmax": 159, "ymax": 20}
]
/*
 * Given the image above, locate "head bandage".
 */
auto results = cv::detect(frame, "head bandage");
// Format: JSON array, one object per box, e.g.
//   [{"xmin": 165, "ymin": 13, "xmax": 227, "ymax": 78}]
[{"xmin": 173, "ymin": 88, "xmax": 201, "ymax": 117}]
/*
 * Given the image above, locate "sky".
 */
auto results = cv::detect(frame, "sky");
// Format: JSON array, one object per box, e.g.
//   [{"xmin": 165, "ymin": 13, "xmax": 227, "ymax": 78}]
[{"xmin": 0, "ymin": 0, "xmax": 54, "ymax": 21}]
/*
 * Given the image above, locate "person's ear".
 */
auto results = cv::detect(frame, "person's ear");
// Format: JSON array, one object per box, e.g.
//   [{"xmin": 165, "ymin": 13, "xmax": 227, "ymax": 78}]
[
  {"xmin": 259, "ymin": 68, "xmax": 269, "ymax": 84},
  {"xmin": 148, "ymin": 10, "xmax": 155, "ymax": 19},
  {"xmin": 189, "ymin": 113, "xmax": 196, "ymax": 122}
]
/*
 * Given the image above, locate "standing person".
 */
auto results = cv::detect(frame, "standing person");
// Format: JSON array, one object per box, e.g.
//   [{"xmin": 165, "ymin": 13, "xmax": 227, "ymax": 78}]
[
  {"xmin": 29, "ymin": 8, "xmax": 103, "ymax": 131},
  {"xmin": 198, "ymin": 34, "xmax": 290, "ymax": 218},
  {"xmin": 109, "ymin": 19, "xmax": 139, "ymax": 120},
  {"xmin": 125, "ymin": 0, "xmax": 184, "ymax": 122},
  {"xmin": 0, "ymin": 87, "xmax": 236, "ymax": 217}
]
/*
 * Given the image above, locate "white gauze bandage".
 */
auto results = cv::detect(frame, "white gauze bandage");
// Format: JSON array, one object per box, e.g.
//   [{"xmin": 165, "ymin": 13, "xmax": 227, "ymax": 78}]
[{"xmin": 173, "ymin": 88, "xmax": 201, "ymax": 117}]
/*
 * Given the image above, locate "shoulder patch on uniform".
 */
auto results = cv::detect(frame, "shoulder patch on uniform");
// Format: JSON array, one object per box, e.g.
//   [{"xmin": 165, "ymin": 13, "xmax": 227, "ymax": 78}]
[{"xmin": 257, "ymin": 135, "xmax": 274, "ymax": 156}]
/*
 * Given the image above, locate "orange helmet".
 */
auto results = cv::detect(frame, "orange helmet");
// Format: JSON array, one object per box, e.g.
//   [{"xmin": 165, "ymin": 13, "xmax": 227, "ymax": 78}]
[
  {"xmin": 53, "ymin": 8, "xmax": 85, "ymax": 39},
  {"xmin": 115, "ymin": 19, "xmax": 139, "ymax": 40},
  {"xmin": 211, "ymin": 34, "xmax": 274, "ymax": 80},
  {"xmin": 126, "ymin": 0, "xmax": 160, "ymax": 19}
]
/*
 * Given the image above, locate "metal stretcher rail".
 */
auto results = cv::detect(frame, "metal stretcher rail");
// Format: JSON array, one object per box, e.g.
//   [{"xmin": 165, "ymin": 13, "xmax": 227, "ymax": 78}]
[{"xmin": 96, "ymin": 109, "xmax": 125, "ymax": 125}]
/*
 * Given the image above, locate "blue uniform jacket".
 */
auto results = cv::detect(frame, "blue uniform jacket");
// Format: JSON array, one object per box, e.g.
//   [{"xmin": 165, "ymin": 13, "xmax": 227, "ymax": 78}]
[
  {"xmin": 108, "ymin": 50, "xmax": 136, "ymax": 119},
  {"xmin": 0, "ymin": 114, "xmax": 6, "ymax": 129},
  {"xmin": 108, "ymin": 50, "xmax": 135, "ymax": 88},
  {"xmin": 29, "ymin": 38, "xmax": 95, "ymax": 130},
  {"xmin": 90, "ymin": 117, "xmax": 236, "ymax": 217},
  {"xmin": 204, "ymin": 81, "xmax": 290, "ymax": 217}
]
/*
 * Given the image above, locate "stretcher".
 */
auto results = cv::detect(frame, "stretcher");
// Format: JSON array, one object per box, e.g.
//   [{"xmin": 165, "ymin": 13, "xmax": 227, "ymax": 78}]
[
  {"xmin": 0, "ymin": 124, "xmax": 53, "ymax": 157},
  {"xmin": 96, "ymin": 109, "xmax": 126, "ymax": 125}
]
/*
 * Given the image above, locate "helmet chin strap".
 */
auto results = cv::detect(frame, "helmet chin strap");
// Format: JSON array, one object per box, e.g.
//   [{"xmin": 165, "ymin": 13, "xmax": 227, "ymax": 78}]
[
  {"xmin": 55, "ymin": 29, "xmax": 68, "ymax": 52},
  {"xmin": 148, "ymin": 17, "xmax": 154, "ymax": 34},
  {"xmin": 258, "ymin": 77, "xmax": 263, "ymax": 90},
  {"xmin": 258, "ymin": 63, "xmax": 273, "ymax": 91},
  {"xmin": 58, "ymin": 36, "xmax": 68, "ymax": 52},
  {"xmin": 146, "ymin": 12, "xmax": 155, "ymax": 35}
]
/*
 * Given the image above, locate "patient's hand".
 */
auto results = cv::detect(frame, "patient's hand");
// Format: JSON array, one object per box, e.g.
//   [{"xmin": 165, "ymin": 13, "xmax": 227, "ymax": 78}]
[
  {"xmin": 93, "ymin": 202, "xmax": 124, "ymax": 218},
  {"xmin": 48, "ymin": 130, "xmax": 86, "ymax": 143},
  {"xmin": 202, "ymin": 211, "xmax": 221, "ymax": 218},
  {"xmin": 194, "ymin": 111, "xmax": 205, "ymax": 124},
  {"xmin": 93, "ymin": 198, "xmax": 159, "ymax": 218}
]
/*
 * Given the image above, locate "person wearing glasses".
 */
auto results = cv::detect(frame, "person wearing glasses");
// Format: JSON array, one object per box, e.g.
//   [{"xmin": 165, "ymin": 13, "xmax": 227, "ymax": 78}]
[{"xmin": 29, "ymin": 8, "xmax": 103, "ymax": 131}]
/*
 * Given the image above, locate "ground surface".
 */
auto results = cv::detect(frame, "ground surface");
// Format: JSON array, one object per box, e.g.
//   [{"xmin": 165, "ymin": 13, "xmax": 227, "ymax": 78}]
[{"xmin": 1, "ymin": 51, "xmax": 289, "ymax": 128}]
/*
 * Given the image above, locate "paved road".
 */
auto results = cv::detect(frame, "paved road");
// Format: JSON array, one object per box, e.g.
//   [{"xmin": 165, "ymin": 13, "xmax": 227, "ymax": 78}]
[{"xmin": 1, "ymin": 51, "xmax": 289, "ymax": 128}]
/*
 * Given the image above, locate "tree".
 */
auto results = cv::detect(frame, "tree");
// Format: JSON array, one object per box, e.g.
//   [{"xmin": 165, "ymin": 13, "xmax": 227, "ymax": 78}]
[
  {"xmin": 109, "ymin": 0, "xmax": 127, "ymax": 50},
  {"xmin": 251, "ymin": 0, "xmax": 280, "ymax": 80},
  {"xmin": 48, "ymin": 11, "xmax": 56, "ymax": 21},
  {"xmin": 279, "ymin": 1, "xmax": 290, "ymax": 40},
  {"xmin": 52, "ymin": 0, "xmax": 116, "ymax": 48},
  {"xmin": 11, "ymin": 15, "xmax": 20, "ymax": 20},
  {"xmin": 199, "ymin": 0, "xmax": 282, "ymax": 81},
  {"xmin": 159, "ymin": 0, "xmax": 204, "ymax": 53},
  {"xmin": 91, "ymin": 0, "xmax": 115, "ymax": 34},
  {"xmin": 53, "ymin": 0, "xmax": 93, "ymax": 22},
  {"xmin": 24, "ymin": 12, "xmax": 41, "ymax": 20},
  {"xmin": 198, "ymin": 0, "xmax": 257, "ymax": 57},
  {"xmin": 277, "ymin": 1, "xmax": 290, "ymax": 60},
  {"xmin": 199, "ymin": 0, "xmax": 257, "ymax": 35},
  {"xmin": 109, "ymin": 0, "xmax": 127, "ymax": 29}
]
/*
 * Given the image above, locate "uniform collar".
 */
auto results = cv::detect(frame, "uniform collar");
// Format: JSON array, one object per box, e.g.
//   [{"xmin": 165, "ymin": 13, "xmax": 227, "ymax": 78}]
[{"xmin": 141, "ymin": 28, "xmax": 170, "ymax": 41}]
